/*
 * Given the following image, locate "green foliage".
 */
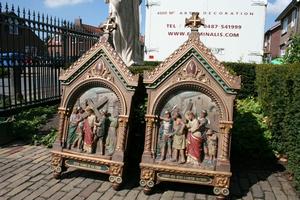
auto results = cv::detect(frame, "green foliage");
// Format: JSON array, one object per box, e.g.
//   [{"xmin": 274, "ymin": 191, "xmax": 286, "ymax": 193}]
[
  {"xmin": 11, "ymin": 105, "xmax": 57, "ymax": 142},
  {"xmin": 231, "ymin": 97, "xmax": 274, "ymax": 164},
  {"xmin": 129, "ymin": 62, "xmax": 158, "ymax": 74},
  {"xmin": 256, "ymin": 63, "xmax": 300, "ymax": 191},
  {"xmin": 0, "ymin": 68, "xmax": 8, "ymax": 77},
  {"xmin": 32, "ymin": 129, "xmax": 57, "ymax": 148},
  {"xmin": 283, "ymin": 36, "xmax": 300, "ymax": 64},
  {"xmin": 223, "ymin": 62, "xmax": 257, "ymax": 99}
]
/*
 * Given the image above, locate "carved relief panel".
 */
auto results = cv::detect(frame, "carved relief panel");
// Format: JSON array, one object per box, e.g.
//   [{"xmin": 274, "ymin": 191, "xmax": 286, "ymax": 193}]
[
  {"xmin": 155, "ymin": 90, "xmax": 219, "ymax": 170},
  {"xmin": 51, "ymin": 38, "xmax": 138, "ymax": 190},
  {"xmin": 140, "ymin": 15, "xmax": 241, "ymax": 198}
]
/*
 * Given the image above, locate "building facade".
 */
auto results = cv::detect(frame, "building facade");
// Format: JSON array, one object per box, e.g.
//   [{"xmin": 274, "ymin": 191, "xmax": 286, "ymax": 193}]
[
  {"xmin": 276, "ymin": 0, "xmax": 300, "ymax": 56},
  {"xmin": 264, "ymin": 23, "xmax": 281, "ymax": 61}
]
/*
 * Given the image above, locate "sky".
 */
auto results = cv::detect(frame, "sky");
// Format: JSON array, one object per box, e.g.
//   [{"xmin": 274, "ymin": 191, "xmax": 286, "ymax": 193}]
[{"xmin": 0, "ymin": 0, "xmax": 292, "ymax": 33}]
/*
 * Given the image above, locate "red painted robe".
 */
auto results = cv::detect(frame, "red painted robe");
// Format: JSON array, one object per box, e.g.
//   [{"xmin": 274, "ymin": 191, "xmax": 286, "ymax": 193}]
[
  {"xmin": 186, "ymin": 132, "xmax": 202, "ymax": 164},
  {"xmin": 83, "ymin": 115, "xmax": 95, "ymax": 153}
]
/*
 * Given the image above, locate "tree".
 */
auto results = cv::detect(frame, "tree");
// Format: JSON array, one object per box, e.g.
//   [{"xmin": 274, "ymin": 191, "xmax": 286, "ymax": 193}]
[{"xmin": 283, "ymin": 36, "xmax": 300, "ymax": 64}]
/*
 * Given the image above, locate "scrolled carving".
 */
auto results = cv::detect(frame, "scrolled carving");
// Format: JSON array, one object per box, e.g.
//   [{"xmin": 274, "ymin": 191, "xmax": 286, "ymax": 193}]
[
  {"xmin": 214, "ymin": 176, "xmax": 230, "ymax": 188},
  {"xmin": 51, "ymin": 154, "xmax": 63, "ymax": 177},
  {"xmin": 140, "ymin": 168, "xmax": 155, "ymax": 188},
  {"xmin": 110, "ymin": 165, "xmax": 122, "ymax": 177},
  {"xmin": 109, "ymin": 165, "xmax": 123, "ymax": 185}
]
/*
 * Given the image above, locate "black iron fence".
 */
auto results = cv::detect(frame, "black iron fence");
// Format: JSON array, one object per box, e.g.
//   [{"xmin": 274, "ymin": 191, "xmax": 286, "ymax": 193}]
[{"xmin": 0, "ymin": 2, "xmax": 100, "ymax": 115}]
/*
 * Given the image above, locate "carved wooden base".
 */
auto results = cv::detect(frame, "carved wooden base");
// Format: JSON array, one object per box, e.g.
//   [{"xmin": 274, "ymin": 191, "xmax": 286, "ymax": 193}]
[
  {"xmin": 140, "ymin": 163, "xmax": 231, "ymax": 197},
  {"xmin": 51, "ymin": 150, "xmax": 124, "ymax": 190}
]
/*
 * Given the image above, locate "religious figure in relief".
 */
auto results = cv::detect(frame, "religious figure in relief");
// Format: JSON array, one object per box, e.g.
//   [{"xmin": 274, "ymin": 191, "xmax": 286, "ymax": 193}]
[
  {"xmin": 171, "ymin": 115, "xmax": 186, "ymax": 164},
  {"xmin": 205, "ymin": 129, "xmax": 217, "ymax": 162},
  {"xmin": 157, "ymin": 91, "xmax": 219, "ymax": 168},
  {"xmin": 72, "ymin": 107, "xmax": 85, "ymax": 151},
  {"xmin": 67, "ymin": 108, "xmax": 81, "ymax": 149},
  {"xmin": 185, "ymin": 111, "xmax": 202, "ymax": 165},
  {"xmin": 83, "ymin": 107, "xmax": 96, "ymax": 153},
  {"xmin": 106, "ymin": 115, "xmax": 118, "ymax": 156},
  {"xmin": 66, "ymin": 87, "xmax": 120, "ymax": 156},
  {"xmin": 94, "ymin": 110, "xmax": 110, "ymax": 155},
  {"xmin": 159, "ymin": 111, "xmax": 174, "ymax": 161},
  {"xmin": 105, "ymin": 0, "xmax": 143, "ymax": 66}
]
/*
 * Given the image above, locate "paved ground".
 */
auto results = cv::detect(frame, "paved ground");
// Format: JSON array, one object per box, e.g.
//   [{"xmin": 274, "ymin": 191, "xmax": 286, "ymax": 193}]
[{"xmin": 0, "ymin": 144, "xmax": 299, "ymax": 200}]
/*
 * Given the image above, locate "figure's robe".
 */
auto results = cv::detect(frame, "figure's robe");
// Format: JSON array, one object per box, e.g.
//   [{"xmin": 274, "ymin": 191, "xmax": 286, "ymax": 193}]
[{"xmin": 108, "ymin": 0, "xmax": 143, "ymax": 66}]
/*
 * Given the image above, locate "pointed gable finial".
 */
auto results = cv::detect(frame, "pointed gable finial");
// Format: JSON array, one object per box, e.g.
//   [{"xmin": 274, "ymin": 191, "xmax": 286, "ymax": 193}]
[{"xmin": 185, "ymin": 12, "xmax": 205, "ymax": 31}]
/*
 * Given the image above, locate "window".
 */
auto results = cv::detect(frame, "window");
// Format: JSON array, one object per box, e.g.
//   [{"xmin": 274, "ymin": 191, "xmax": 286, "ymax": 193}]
[
  {"xmin": 280, "ymin": 46, "xmax": 286, "ymax": 56},
  {"xmin": 25, "ymin": 46, "xmax": 37, "ymax": 57},
  {"xmin": 291, "ymin": 10, "xmax": 297, "ymax": 27},
  {"xmin": 282, "ymin": 18, "xmax": 288, "ymax": 34},
  {"xmin": 8, "ymin": 18, "xmax": 19, "ymax": 35}
]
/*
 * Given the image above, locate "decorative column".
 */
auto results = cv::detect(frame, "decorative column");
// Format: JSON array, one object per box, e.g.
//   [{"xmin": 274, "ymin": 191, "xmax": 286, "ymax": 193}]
[
  {"xmin": 112, "ymin": 115, "xmax": 128, "ymax": 161},
  {"xmin": 53, "ymin": 107, "xmax": 67, "ymax": 150},
  {"xmin": 142, "ymin": 115, "xmax": 156, "ymax": 162},
  {"xmin": 216, "ymin": 121, "xmax": 233, "ymax": 171}
]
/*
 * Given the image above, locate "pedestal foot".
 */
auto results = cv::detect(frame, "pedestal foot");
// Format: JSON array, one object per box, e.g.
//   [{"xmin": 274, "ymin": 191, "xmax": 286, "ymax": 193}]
[
  {"xmin": 213, "ymin": 187, "xmax": 229, "ymax": 199},
  {"xmin": 53, "ymin": 172, "xmax": 61, "ymax": 179},
  {"xmin": 112, "ymin": 183, "xmax": 121, "ymax": 191},
  {"xmin": 109, "ymin": 175, "xmax": 123, "ymax": 191},
  {"xmin": 143, "ymin": 186, "xmax": 152, "ymax": 195}
]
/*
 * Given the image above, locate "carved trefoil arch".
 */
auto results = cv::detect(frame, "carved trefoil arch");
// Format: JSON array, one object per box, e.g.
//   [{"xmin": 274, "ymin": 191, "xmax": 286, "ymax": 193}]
[
  {"xmin": 140, "ymin": 15, "xmax": 241, "ymax": 198},
  {"xmin": 51, "ymin": 37, "xmax": 139, "ymax": 190}
]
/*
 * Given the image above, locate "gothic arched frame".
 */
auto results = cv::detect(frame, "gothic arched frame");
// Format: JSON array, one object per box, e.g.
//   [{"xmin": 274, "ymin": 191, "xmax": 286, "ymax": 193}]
[
  {"xmin": 151, "ymin": 81, "xmax": 230, "ymax": 122},
  {"xmin": 61, "ymin": 78, "xmax": 127, "ymax": 116}
]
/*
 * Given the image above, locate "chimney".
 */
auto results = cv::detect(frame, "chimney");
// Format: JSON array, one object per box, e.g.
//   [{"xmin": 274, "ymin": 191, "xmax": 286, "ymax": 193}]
[{"xmin": 74, "ymin": 17, "xmax": 82, "ymax": 27}]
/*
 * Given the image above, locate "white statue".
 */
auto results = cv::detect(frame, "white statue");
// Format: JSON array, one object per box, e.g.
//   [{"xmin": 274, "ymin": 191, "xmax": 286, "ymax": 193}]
[{"xmin": 105, "ymin": 0, "xmax": 143, "ymax": 66}]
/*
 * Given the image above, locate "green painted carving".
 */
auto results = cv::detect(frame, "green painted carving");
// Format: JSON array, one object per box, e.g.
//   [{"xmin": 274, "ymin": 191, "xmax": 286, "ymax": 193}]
[
  {"xmin": 146, "ymin": 48, "xmax": 236, "ymax": 94},
  {"xmin": 61, "ymin": 49, "xmax": 134, "ymax": 90}
]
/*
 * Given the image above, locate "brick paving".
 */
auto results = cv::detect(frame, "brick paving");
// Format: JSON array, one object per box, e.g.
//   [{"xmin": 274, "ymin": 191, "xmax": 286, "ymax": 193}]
[{"xmin": 0, "ymin": 144, "xmax": 299, "ymax": 200}]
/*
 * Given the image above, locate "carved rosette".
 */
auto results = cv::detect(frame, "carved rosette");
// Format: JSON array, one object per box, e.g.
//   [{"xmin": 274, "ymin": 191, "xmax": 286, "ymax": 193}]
[
  {"xmin": 143, "ymin": 115, "xmax": 156, "ymax": 156},
  {"xmin": 109, "ymin": 165, "xmax": 123, "ymax": 184},
  {"xmin": 140, "ymin": 168, "xmax": 155, "ymax": 188},
  {"xmin": 219, "ymin": 121, "xmax": 233, "ymax": 161},
  {"xmin": 51, "ymin": 154, "xmax": 63, "ymax": 177},
  {"xmin": 115, "ymin": 116, "xmax": 129, "ymax": 152},
  {"xmin": 175, "ymin": 60, "xmax": 210, "ymax": 84}
]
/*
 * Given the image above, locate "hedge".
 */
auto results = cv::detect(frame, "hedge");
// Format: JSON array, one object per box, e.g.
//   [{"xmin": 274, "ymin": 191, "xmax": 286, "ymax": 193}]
[
  {"xmin": 223, "ymin": 62, "xmax": 257, "ymax": 99},
  {"xmin": 256, "ymin": 63, "xmax": 300, "ymax": 190}
]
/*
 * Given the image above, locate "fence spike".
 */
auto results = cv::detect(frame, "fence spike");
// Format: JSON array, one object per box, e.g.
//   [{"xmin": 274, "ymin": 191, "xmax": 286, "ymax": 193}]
[
  {"xmin": 50, "ymin": 16, "xmax": 53, "ymax": 25},
  {"xmin": 22, "ymin": 8, "xmax": 26, "ymax": 18},
  {"xmin": 5, "ymin": 2, "xmax": 8, "ymax": 13},
  {"xmin": 17, "ymin": 6, "xmax": 20, "ymax": 17},
  {"xmin": 11, "ymin": 3, "xmax": 14, "ymax": 12},
  {"xmin": 37, "ymin": 12, "xmax": 40, "ymax": 22},
  {"xmin": 0, "ymin": 2, "xmax": 2, "ymax": 13},
  {"xmin": 42, "ymin": 13, "xmax": 44, "ymax": 23},
  {"xmin": 33, "ymin": 11, "xmax": 36, "ymax": 20},
  {"xmin": 28, "ymin": 9, "xmax": 31, "ymax": 20},
  {"xmin": 46, "ymin": 14, "xmax": 49, "ymax": 23}
]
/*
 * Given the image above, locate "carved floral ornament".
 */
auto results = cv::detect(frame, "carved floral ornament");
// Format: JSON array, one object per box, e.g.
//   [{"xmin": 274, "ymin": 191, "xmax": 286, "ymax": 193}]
[
  {"xmin": 175, "ymin": 60, "xmax": 210, "ymax": 84},
  {"xmin": 86, "ymin": 59, "xmax": 114, "ymax": 82}
]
